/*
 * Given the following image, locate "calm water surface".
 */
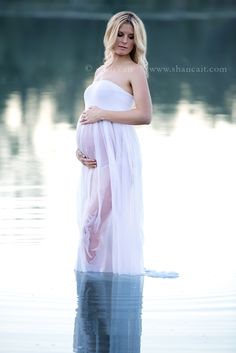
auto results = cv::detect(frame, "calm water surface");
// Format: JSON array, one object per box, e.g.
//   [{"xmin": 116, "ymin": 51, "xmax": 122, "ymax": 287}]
[{"xmin": 0, "ymin": 14, "xmax": 236, "ymax": 353}]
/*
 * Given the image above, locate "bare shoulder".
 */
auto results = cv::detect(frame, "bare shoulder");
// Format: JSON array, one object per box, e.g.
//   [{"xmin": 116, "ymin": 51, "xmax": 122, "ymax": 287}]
[
  {"xmin": 132, "ymin": 62, "xmax": 146, "ymax": 72},
  {"xmin": 94, "ymin": 65, "xmax": 105, "ymax": 79},
  {"xmin": 128, "ymin": 63, "xmax": 147, "ymax": 85},
  {"xmin": 128, "ymin": 62, "xmax": 152, "ymax": 106},
  {"xmin": 127, "ymin": 63, "xmax": 148, "ymax": 90}
]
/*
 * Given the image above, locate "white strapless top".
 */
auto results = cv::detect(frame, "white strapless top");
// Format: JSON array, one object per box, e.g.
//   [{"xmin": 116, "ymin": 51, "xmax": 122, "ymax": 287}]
[{"xmin": 84, "ymin": 79, "xmax": 134, "ymax": 111}]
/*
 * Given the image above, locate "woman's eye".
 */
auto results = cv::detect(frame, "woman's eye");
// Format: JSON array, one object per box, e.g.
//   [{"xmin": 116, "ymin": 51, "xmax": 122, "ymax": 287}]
[{"xmin": 117, "ymin": 32, "xmax": 134, "ymax": 39}]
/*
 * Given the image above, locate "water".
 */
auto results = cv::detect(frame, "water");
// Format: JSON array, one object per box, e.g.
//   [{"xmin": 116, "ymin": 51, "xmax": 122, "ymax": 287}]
[{"xmin": 0, "ymin": 13, "xmax": 236, "ymax": 353}]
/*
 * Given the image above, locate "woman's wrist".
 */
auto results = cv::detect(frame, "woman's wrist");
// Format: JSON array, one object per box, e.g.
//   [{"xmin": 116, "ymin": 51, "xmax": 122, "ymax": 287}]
[{"xmin": 99, "ymin": 109, "xmax": 106, "ymax": 121}]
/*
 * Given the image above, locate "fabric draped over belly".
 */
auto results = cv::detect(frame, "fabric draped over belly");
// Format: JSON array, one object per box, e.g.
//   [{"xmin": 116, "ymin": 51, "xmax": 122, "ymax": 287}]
[{"xmin": 75, "ymin": 80, "xmax": 144, "ymax": 275}]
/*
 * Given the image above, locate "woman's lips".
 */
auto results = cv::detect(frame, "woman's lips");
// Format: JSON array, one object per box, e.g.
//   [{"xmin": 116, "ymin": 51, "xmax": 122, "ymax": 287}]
[{"xmin": 118, "ymin": 46, "xmax": 127, "ymax": 49}]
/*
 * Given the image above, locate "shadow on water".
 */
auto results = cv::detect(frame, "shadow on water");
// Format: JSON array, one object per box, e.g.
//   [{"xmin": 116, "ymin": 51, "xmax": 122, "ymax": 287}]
[{"xmin": 73, "ymin": 272, "xmax": 143, "ymax": 353}]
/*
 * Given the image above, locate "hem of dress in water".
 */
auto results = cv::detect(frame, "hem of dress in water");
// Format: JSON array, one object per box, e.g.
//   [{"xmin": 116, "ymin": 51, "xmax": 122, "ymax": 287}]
[{"xmin": 74, "ymin": 269, "xmax": 179, "ymax": 279}]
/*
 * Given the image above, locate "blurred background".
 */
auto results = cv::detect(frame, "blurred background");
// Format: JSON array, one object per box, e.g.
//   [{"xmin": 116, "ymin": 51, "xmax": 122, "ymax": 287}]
[
  {"xmin": 1, "ymin": 0, "xmax": 236, "ymax": 272},
  {"xmin": 0, "ymin": 1, "xmax": 236, "ymax": 352}
]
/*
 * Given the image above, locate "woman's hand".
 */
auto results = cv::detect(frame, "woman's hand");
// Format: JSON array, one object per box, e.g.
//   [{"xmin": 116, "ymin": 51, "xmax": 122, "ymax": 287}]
[
  {"xmin": 76, "ymin": 148, "xmax": 97, "ymax": 169},
  {"xmin": 79, "ymin": 106, "xmax": 104, "ymax": 125}
]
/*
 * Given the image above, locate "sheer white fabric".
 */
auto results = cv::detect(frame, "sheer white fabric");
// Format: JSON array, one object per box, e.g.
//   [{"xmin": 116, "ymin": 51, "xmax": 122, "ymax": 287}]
[{"xmin": 75, "ymin": 80, "xmax": 144, "ymax": 275}]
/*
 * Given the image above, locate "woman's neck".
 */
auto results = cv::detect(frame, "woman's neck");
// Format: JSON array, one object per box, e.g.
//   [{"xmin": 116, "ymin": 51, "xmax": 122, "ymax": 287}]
[{"xmin": 112, "ymin": 54, "xmax": 133, "ymax": 66}]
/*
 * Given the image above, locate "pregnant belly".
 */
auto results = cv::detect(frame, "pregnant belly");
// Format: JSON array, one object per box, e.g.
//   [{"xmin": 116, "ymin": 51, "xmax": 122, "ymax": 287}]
[
  {"xmin": 76, "ymin": 123, "xmax": 96, "ymax": 159},
  {"xmin": 76, "ymin": 122, "xmax": 108, "ymax": 165}
]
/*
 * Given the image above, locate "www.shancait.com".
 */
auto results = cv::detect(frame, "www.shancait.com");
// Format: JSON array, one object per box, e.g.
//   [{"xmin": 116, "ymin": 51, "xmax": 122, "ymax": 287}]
[
  {"xmin": 84, "ymin": 64, "xmax": 228, "ymax": 73},
  {"xmin": 149, "ymin": 65, "xmax": 228, "ymax": 73}
]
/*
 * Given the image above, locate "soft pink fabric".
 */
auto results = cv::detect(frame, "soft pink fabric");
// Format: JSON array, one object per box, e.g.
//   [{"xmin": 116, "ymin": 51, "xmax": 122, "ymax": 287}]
[{"xmin": 75, "ymin": 80, "xmax": 144, "ymax": 274}]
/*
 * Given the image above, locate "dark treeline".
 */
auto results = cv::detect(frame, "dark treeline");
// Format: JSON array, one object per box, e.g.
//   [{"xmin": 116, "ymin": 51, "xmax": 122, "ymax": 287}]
[
  {"xmin": 0, "ymin": 0, "xmax": 236, "ymax": 13},
  {"xmin": 0, "ymin": 15, "xmax": 235, "ymax": 128}
]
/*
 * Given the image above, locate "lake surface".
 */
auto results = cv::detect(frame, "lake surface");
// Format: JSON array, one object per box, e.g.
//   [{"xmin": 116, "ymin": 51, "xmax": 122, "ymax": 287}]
[{"xmin": 0, "ymin": 13, "xmax": 236, "ymax": 353}]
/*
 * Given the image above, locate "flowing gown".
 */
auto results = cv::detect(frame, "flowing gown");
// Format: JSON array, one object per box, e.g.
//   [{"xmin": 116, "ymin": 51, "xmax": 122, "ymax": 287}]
[{"xmin": 75, "ymin": 79, "xmax": 144, "ymax": 275}]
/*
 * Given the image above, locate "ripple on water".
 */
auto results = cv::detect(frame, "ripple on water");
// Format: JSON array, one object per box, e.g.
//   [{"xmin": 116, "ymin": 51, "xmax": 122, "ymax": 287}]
[
  {"xmin": 72, "ymin": 271, "xmax": 236, "ymax": 353},
  {"xmin": 0, "ymin": 185, "xmax": 47, "ymax": 245}
]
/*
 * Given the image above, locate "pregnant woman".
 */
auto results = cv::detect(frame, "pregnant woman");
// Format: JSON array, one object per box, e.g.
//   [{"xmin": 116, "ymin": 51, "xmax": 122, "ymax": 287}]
[{"xmin": 75, "ymin": 11, "xmax": 152, "ymax": 275}]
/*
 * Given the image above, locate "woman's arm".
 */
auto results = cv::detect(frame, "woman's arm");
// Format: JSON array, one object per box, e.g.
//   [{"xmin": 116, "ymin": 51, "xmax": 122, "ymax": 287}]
[{"xmin": 80, "ymin": 65, "xmax": 152, "ymax": 126}]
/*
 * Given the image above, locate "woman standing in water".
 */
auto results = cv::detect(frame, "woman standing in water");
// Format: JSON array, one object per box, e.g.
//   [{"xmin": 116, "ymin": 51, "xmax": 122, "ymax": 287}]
[{"xmin": 75, "ymin": 11, "xmax": 152, "ymax": 274}]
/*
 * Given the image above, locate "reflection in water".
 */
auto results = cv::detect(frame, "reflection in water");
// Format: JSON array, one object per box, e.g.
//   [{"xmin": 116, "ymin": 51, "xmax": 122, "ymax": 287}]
[{"xmin": 73, "ymin": 272, "xmax": 143, "ymax": 353}]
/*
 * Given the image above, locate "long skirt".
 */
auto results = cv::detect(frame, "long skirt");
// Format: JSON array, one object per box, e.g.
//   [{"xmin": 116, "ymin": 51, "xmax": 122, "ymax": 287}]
[{"xmin": 75, "ymin": 120, "xmax": 144, "ymax": 275}]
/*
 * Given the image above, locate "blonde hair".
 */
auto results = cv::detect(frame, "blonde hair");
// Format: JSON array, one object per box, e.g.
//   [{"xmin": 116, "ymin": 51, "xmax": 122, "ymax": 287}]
[{"xmin": 103, "ymin": 11, "xmax": 148, "ymax": 77}]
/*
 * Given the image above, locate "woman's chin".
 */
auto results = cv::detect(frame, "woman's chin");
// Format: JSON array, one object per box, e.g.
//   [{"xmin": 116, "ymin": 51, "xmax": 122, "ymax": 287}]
[{"xmin": 114, "ymin": 50, "xmax": 130, "ymax": 57}]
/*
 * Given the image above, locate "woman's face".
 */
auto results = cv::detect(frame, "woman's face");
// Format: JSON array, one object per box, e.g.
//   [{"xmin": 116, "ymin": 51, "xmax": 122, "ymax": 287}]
[{"xmin": 114, "ymin": 23, "xmax": 135, "ymax": 56}]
